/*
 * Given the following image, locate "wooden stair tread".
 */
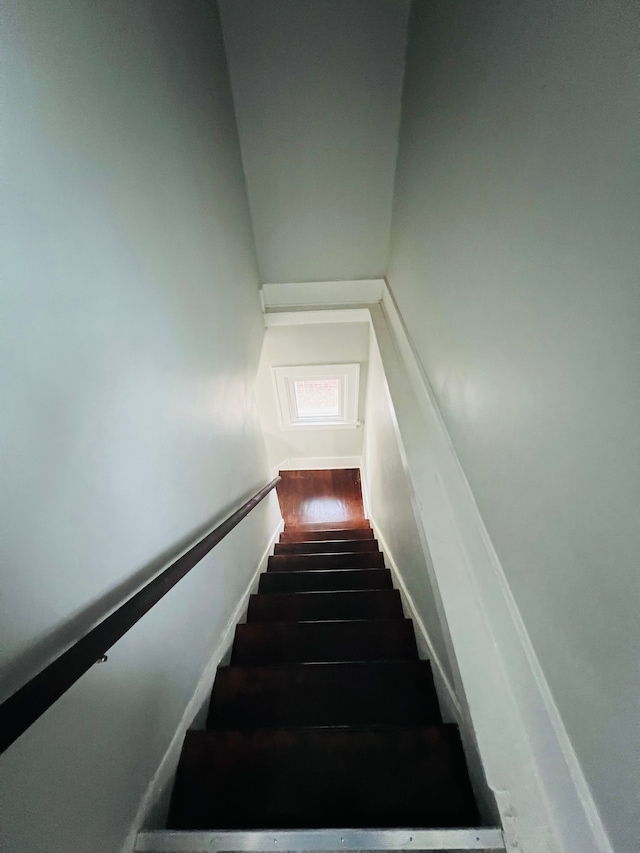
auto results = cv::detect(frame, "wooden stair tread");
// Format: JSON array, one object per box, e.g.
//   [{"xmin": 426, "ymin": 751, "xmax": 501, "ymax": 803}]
[
  {"xmin": 259, "ymin": 567, "xmax": 393, "ymax": 593},
  {"xmin": 167, "ymin": 725, "xmax": 479, "ymax": 830},
  {"xmin": 231, "ymin": 619, "xmax": 418, "ymax": 665},
  {"xmin": 207, "ymin": 660, "xmax": 441, "ymax": 729},
  {"xmin": 247, "ymin": 590, "xmax": 403, "ymax": 623}
]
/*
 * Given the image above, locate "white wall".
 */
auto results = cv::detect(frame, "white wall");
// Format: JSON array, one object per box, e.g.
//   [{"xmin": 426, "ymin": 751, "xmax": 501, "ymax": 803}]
[
  {"xmin": 255, "ymin": 322, "xmax": 369, "ymax": 470},
  {"xmin": 219, "ymin": 0, "xmax": 410, "ymax": 283},
  {"xmin": 363, "ymin": 336, "xmax": 455, "ymax": 691},
  {"xmin": 0, "ymin": 3, "xmax": 279, "ymax": 852},
  {"xmin": 387, "ymin": 2, "xmax": 640, "ymax": 849},
  {"xmin": 362, "ymin": 316, "xmax": 497, "ymax": 825}
]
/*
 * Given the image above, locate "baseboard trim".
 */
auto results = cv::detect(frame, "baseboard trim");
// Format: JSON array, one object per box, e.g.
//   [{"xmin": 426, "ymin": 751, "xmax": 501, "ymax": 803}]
[
  {"xmin": 124, "ymin": 518, "xmax": 284, "ymax": 853},
  {"xmin": 375, "ymin": 283, "xmax": 613, "ymax": 853},
  {"xmin": 273, "ymin": 456, "xmax": 362, "ymax": 474}
]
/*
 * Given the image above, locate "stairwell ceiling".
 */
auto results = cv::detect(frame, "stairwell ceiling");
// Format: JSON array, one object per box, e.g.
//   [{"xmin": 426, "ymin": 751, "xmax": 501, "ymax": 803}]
[{"xmin": 219, "ymin": 0, "xmax": 410, "ymax": 285}]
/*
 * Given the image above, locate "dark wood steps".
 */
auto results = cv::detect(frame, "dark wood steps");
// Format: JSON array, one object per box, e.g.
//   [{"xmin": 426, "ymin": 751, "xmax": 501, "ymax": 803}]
[
  {"xmin": 167, "ymin": 473, "xmax": 480, "ymax": 835},
  {"xmin": 207, "ymin": 661, "xmax": 442, "ymax": 729},
  {"xmin": 259, "ymin": 567, "xmax": 393, "ymax": 593},
  {"xmin": 275, "ymin": 538, "xmax": 380, "ymax": 554},
  {"xmin": 247, "ymin": 590, "xmax": 403, "ymax": 623},
  {"xmin": 280, "ymin": 527, "xmax": 375, "ymax": 543},
  {"xmin": 231, "ymin": 619, "xmax": 419, "ymax": 665},
  {"xmin": 268, "ymin": 551, "xmax": 385, "ymax": 572},
  {"xmin": 167, "ymin": 725, "xmax": 479, "ymax": 830}
]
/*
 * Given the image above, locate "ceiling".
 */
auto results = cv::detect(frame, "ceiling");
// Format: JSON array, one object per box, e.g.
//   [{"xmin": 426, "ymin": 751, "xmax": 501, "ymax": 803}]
[{"xmin": 219, "ymin": 0, "xmax": 410, "ymax": 285}]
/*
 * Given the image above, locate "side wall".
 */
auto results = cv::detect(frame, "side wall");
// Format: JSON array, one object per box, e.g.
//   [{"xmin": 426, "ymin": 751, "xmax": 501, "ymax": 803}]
[
  {"xmin": 362, "ymin": 323, "xmax": 496, "ymax": 823},
  {"xmin": 0, "ymin": 3, "xmax": 279, "ymax": 852},
  {"xmin": 387, "ymin": 2, "xmax": 639, "ymax": 850},
  {"xmin": 362, "ymin": 336, "xmax": 455, "ymax": 695}
]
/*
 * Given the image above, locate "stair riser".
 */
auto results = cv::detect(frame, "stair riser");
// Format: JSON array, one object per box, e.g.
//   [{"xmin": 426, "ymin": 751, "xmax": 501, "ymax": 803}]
[
  {"xmin": 268, "ymin": 552, "xmax": 385, "ymax": 572},
  {"xmin": 275, "ymin": 540, "xmax": 380, "ymax": 555},
  {"xmin": 207, "ymin": 661, "xmax": 441, "ymax": 729},
  {"xmin": 167, "ymin": 726, "xmax": 479, "ymax": 830},
  {"xmin": 247, "ymin": 590, "xmax": 403, "ymax": 623},
  {"xmin": 279, "ymin": 528, "xmax": 374, "ymax": 543},
  {"xmin": 231, "ymin": 620, "xmax": 418, "ymax": 665},
  {"xmin": 258, "ymin": 569, "xmax": 393, "ymax": 593}
]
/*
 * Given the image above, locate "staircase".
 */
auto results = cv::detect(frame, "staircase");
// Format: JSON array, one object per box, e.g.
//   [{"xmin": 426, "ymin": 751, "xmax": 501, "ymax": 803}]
[{"xmin": 136, "ymin": 472, "xmax": 504, "ymax": 853}]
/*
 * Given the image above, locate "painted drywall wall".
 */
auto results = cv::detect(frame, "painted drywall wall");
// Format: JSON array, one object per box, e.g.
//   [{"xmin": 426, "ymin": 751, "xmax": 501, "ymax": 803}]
[
  {"xmin": 362, "ymin": 335, "xmax": 455, "ymax": 691},
  {"xmin": 218, "ymin": 0, "xmax": 410, "ymax": 283},
  {"xmin": 255, "ymin": 323, "xmax": 369, "ymax": 470},
  {"xmin": 0, "ymin": 3, "xmax": 280, "ymax": 852},
  {"xmin": 386, "ymin": 2, "xmax": 640, "ymax": 849},
  {"xmin": 362, "ymin": 322, "xmax": 496, "ymax": 823}
]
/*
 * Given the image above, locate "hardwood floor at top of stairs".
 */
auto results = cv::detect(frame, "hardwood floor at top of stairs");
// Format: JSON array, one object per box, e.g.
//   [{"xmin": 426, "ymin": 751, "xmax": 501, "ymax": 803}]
[{"xmin": 275, "ymin": 468, "xmax": 366, "ymax": 527}]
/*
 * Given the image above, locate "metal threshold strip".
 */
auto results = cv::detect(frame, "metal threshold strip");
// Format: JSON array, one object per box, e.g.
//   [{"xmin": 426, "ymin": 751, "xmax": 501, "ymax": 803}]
[{"xmin": 135, "ymin": 827, "xmax": 505, "ymax": 852}]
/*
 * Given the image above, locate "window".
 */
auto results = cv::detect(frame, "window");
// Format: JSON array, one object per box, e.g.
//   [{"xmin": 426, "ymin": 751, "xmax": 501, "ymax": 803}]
[
  {"xmin": 273, "ymin": 364, "xmax": 360, "ymax": 429},
  {"xmin": 293, "ymin": 378, "xmax": 341, "ymax": 419}
]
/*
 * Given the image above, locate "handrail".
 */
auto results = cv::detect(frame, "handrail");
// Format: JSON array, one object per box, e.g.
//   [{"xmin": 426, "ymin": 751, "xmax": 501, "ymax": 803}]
[{"xmin": 0, "ymin": 476, "xmax": 281, "ymax": 755}]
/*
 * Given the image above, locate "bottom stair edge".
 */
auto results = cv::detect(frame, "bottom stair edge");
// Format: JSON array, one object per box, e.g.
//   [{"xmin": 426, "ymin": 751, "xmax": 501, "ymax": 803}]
[{"xmin": 135, "ymin": 827, "xmax": 505, "ymax": 852}]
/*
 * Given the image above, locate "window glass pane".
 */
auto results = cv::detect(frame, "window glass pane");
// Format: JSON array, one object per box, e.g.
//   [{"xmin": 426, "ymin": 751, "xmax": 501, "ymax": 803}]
[{"xmin": 293, "ymin": 378, "xmax": 341, "ymax": 418}]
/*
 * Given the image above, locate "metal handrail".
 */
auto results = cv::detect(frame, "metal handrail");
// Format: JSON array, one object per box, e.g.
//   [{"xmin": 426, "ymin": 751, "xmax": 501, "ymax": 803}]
[{"xmin": 0, "ymin": 476, "xmax": 281, "ymax": 755}]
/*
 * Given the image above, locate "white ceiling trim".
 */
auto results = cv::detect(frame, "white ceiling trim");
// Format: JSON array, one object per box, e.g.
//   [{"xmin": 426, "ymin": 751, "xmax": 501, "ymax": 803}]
[
  {"xmin": 261, "ymin": 279, "xmax": 385, "ymax": 310},
  {"xmin": 264, "ymin": 309, "xmax": 371, "ymax": 328}
]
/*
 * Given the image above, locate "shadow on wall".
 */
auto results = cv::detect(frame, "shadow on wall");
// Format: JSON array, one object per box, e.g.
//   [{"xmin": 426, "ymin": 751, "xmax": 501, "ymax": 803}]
[{"xmin": 0, "ymin": 483, "xmax": 273, "ymax": 705}]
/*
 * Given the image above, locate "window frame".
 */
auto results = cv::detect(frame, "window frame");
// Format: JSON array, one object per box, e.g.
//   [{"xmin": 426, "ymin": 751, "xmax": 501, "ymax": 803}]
[{"xmin": 272, "ymin": 363, "xmax": 360, "ymax": 430}]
